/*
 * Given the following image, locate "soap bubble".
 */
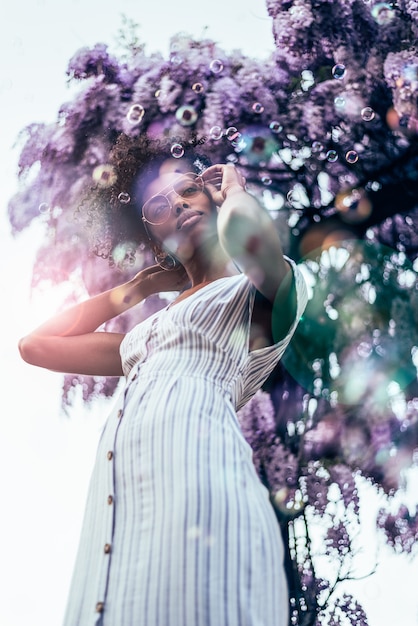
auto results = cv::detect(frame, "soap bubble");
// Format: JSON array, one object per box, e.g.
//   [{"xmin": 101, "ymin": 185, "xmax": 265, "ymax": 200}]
[
  {"xmin": 170, "ymin": 54, "xmax": 182, "ymax": 66},
  {"xmin": 126, "ymin": 104, "xmax": 145, "ymax": 125},
  {"xmin": 261, "ymin": 174, "xmax": 272, "ymax": 186},
  {"xmin": 192, "ymin": 82, "xmax": 204, "ymax": 93},
  {"xmin": 225, "ymin": 126, "xmax": 240, "ymax": 141},
  {"xmin": 175, "ymin": 104, "xmax": 198, "ymax": 126},
  {"xmin": 170, "ymin": 143, "xmax": 185, "ymax": 158},
  {"xmin": 335, "ymin": 188, "xmax": 372, "ymax": 223},
  {"xmin": 209, "ymin": 125, "xmax": 223, "ymax": 140},
  {"xmin": 371, "ymin": 2, "xmax": 395, "ymax": 25},
  {"xmin": 345, "ymin": 150, "xmax": 359, "ymax": 164},
  {"xmin": 111, "ymin": 242, "xmax": 136, "ymax": 268},
  {"xmin": 269, "ymin": 121, "xmax": 283, "ymax": 134},
  {"xmin": 287, "ymin": 189, "xmax": 302, "ymax": 207},
  {"xmin": 38, "ymin": 202, "xmax": 50, "ymax": 214},
  {"xmin": 326, "ymin": 150, "xmax": 338, "ymax": 162},
  {"xmin": 334, "ymin": 96, "xmax": 346, "ymax": 109},
  {"xmin": 361, "ymin": 106, "xmax": 376, "ymax": 121},
  {"xmin": 312, "ymin": 141, "xmax": 323, "ymax": 153},
  {"xmin": 118, "ymin": 192, "xmax": 131, "ymax": 204},
  {"xmin": 332, "ymin": 64, "xmax": 346, "ymax": 80},
  {"xmin": 209, "ymin": 59, "xmax": 223, "ymax": 74},
  {"xmin": 251, "ymin": 102, "xmax": 264, "ymax": 114},
  {"xmin": 93, "ymin": 164, "xmax": 117, "ymax": 188}
]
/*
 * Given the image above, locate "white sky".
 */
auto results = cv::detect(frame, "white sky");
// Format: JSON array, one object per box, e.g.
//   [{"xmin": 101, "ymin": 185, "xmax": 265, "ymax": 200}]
[{"xmin": 0, "ymin": 1, "xmax": 417, "ymax": 625}]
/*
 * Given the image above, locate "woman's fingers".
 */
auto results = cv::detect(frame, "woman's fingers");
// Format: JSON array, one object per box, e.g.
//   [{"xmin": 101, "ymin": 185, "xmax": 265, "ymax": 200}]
[{"xmin": 202, "ymin": 164, "xmax": 246, "ymax": 206}]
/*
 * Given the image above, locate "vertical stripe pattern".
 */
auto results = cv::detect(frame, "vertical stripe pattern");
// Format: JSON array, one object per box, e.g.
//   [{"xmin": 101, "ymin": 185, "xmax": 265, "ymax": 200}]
[{"xmin": 63, "ymin": 258, "xmax": 307, "ymax": 626}]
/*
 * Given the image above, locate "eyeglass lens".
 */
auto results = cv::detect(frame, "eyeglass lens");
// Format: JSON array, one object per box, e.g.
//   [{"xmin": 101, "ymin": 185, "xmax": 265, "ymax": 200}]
[{"xmin": 142, "ymin": 174, "xmax": 203, "ymax": 225}]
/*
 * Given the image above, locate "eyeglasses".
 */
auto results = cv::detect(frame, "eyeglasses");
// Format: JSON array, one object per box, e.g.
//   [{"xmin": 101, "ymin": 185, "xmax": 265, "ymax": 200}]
[{"xmin": 141, "ymin": 172, "xmax": 204, "ymax": 226}]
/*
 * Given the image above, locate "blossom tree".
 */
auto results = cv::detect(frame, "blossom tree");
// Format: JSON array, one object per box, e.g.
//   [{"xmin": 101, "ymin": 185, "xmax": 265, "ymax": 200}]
[{"xmin": 8, "ymin": 2, "xmax": 418, "ymax": 625}]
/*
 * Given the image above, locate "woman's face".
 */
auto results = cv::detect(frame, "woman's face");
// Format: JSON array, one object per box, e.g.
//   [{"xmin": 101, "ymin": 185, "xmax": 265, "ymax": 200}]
[{"xmin": 141, "ymin": 162, "xmax": 217, "ymax": 263}]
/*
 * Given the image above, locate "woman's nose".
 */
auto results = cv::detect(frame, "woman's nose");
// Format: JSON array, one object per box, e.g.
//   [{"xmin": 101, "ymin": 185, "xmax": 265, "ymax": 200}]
[{"xmin": 173, "ymin": 199, "xmax": 189, "ymax": 215}]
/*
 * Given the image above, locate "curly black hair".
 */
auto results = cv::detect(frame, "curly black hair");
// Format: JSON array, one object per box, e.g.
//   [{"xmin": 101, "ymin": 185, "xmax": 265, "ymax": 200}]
[{"xmin": 77, "ymin": 134, "xmax": 212, "ymax": 265}]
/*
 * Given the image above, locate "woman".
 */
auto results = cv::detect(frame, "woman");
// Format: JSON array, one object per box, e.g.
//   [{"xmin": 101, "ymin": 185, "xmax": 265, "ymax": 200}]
[{"xmin": 19, "ymin": 144, "xmax": 308, "ymax": 626}]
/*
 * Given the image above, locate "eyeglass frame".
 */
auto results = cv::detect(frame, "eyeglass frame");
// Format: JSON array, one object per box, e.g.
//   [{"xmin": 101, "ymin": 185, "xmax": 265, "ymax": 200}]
[{"xmin": 141, "ymin": 172, "xmax": 205, "ymax": 229}]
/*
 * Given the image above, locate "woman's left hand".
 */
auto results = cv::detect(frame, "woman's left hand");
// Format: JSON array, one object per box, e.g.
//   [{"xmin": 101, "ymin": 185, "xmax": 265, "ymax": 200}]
[{"xmin": 201, "ymin": 164, "xmax": 246, "ymax": 207}]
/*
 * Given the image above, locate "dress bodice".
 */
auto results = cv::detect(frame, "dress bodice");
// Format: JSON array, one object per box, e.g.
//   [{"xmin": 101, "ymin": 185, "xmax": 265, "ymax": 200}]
[{"xmin": 120, "ymin": 258, "xmax": 307, "ymax": 411}]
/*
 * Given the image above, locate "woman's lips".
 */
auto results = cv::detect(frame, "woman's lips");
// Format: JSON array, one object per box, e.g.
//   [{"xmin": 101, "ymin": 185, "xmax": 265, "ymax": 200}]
[{"xmin": 177, "ymin": 211, "xmax": 203, "ymax": 229}]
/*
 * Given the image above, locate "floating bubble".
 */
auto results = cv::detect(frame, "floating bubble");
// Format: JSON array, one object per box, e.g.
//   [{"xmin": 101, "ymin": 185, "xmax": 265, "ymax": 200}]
[
  {"xmin": 287, "ymin": 189, "xmax": 300, "ymax": 206},
  {"xmin": 332, "ymin": 64, "xmax": 346, "ymax": 80},
  {"xmin": 229, "ymin": 131, "xmax": 245, "ymax": 150},
  {"xmin": 111, "ymin": 242, "xmax": 136, "ymax": 268},
  {"xmin": 326, "ymin": 149, "xmax": 338, "ymax": 162},
  {"xmin": 345, "ymin": 150, "xmax": 359, "ymax": 164},
  {"xmin": 371, "ymin": 2, "xmax": 395, "ymax": 25},
  {"xmin": 269, "ymin": 121, "xmax": 283, "ymax": 134},
  {"xmin": 192, "ymin": 82, "xmax": 204, "ymax": 93},
  {"xmin": 118, "ymin": 192, "xmax": 131, "ymax": 204},
  {"xmin": 92, "ymin": 164, "xmax": 117, "ymax": 187},
  {"xmin": 38, "ymin": 202, "xmax": 50, "ymax": 214},
  {"xmin": 335, "ymin": 188, "xmax": 372, "ymax": 222},
  {"xmin": 209, "ymin": 59, "xmax": 223, "ymax": 74},
  {"xmin": 361, "ymin": 106, "xmax": 376, "ymax": 121},
  {"xmin": 261, "ymin": 174, "xmax": 272, "ymax": 186},
  {"xmin": 170, "ymin": 143, "xmax": 184, "ymax": 159},
  {"xmin": 175, "ymin": 104, "xmax": 198, "ymax": 126},
  {"xmin": 251, "ymin": 102, "xmax": 264, "ymax": 114},
  {"xmin": 225, "ymin": 126, "xmax": 240, "ymax": 142},
  {"xmin": 312, "ymin": 141, "xmax": 323, "ymax": 153},
  {"xmin": 126, "ymin": 103, "xmax": 145, "ymax": 125},
  {"xmin": 357, "ymin": 341, "xmax": 373, "ymax": 358},
  {"xmin": 209, "ymin": 125, "xmax": 223, "ymax": 140},
  {"xmin": 334, "ymin": 96, "xmax": 346, "ymax": 109},
  {"xmin": 170, "ymin": 54, "xmax": 182, "ymax": 66}
]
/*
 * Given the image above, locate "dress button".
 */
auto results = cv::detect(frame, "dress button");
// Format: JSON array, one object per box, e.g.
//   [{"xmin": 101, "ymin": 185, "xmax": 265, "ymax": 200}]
[
  {"xmin": 104, "ymin": 543, "xmax": 112, "ymax": 554},
  {"xmin": 107, "ymin": 451, "xmax": 113, "ymax": 461},
  {"xmin": 107, "ymin": 495, "xmax": 113, "ymax": 505},
  {"xmin": 117, "ymin": 409, "xmax": 123, "ymax": 418},
  {"xmin": 96, "ymin": 602, "xmax": 105, "ymax": 613}
]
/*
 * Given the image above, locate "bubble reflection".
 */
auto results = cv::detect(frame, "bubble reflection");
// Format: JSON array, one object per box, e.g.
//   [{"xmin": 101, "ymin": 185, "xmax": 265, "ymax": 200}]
[
  {"xmin": 170, "ymin": 143, "xmax": 185, "ymax": 158},
  {"xmin": 209, "ymin": 59, "xmax": 223, "ymax": 74},
  {"xmin": 361, "ymin": 106, "xmax": 376, "ymax": 121},
  {"xmin": 126, "ymin": 104, "xmax": 145, "ymax": 125},
  {"xmin": 332, "ymin": 64, "xmax": 346, "ymax": 80},
  {"xmin": 118, "ymin": 192, "xmax": 131, "ymax": 204},
  {"xmin": 92, "ymin": 164, "xmax": 117, "ymax": 188},
  {"xmin": 175, "ymin": 104, "xmax": 198, "ymax": 126}
]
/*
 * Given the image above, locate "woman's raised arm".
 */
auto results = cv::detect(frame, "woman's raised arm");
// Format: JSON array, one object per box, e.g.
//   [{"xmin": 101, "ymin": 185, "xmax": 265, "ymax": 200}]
[
  {"xmin": 18, "ymin": 264, "xmax": 188, "ymax": 376},
  {"xmin": 203, "ymin": 163, "xmax": 297, "ymax": 339}
]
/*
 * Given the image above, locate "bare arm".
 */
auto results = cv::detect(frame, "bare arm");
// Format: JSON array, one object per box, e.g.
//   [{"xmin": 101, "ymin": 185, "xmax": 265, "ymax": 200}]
[
  {"xmin": 18, "ymin": 264, "xmax": 188, "ymax": 376},
  {"xmin": 203, "ymin": 164, "xmax": 296, "ymax": 340}
]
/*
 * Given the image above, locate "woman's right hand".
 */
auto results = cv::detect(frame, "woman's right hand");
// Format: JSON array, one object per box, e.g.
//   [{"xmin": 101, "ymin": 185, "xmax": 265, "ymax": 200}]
[{"xmin": 135, "ymin": 263, "xmax": 190, "ymax": 298}]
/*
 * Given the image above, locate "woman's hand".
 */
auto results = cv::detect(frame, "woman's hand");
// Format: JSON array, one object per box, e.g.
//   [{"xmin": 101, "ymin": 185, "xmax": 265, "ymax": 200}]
[
  {"xmin": 201, "ymin": 163, "xmax": 246, "ymax": 207},
  {"xmin": 135, "ymin": 263, "xmax": 190, "ymax": 298}
]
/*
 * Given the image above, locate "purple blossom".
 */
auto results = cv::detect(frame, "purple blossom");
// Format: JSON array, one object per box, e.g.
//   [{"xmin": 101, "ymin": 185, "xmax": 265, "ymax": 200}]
[
  {"xmin": 377, "ymin": 504, "xmax": 418, "ymax": 553},
  {"xmin": 66, "ymin": 43, "xmax": 120, "ymax": 82},
  {"xmin": 7, "ymin": 7, "xmax": 418, "ymax": 624},
  {"xmin": 325, "ymin": 521, "xmax": 351, "ymax": 556},
  {"xmin": 302, "ymin": 462, "xmax": 330, "ymax": 515},
  {"xmin": 328, "ymin": 464, "xmax": 360, "ymax": 516}
]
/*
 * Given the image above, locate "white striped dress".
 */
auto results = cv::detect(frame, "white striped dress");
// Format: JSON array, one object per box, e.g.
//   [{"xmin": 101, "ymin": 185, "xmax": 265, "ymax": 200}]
[{"xmin": 62, "ymin": 258, "xmax": 307, "ymax": 626}]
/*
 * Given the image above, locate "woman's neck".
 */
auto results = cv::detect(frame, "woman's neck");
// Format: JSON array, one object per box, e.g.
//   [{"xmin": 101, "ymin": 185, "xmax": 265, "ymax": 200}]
[{"xmin": 182, "ymin": 240, "xmax": 239, "ymax": 286}]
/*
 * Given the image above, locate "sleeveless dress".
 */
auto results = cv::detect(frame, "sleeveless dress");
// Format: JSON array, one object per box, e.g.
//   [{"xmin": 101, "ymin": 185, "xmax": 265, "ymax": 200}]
[{"xmin": 63, "ymin": 258, "xmax": 307, "ymax": 626}]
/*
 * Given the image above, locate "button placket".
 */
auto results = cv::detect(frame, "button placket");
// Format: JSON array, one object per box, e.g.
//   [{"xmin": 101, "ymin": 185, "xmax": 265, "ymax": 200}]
[{"xmin": 94, "ymin": 397, "xmax": 124, "ymax": 616}]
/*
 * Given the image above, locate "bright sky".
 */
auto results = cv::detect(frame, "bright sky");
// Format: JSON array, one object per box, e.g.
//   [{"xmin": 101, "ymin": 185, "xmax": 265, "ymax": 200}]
[{"xmin": 0, "ymin": 1, "xmax": 417, "ymax": 625}]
